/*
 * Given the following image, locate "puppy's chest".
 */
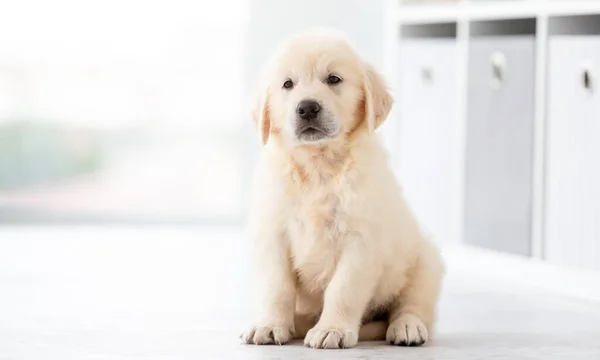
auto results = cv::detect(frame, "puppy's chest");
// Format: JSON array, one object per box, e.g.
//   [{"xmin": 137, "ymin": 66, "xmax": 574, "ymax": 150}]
[{"xmin": 286, "ymin": 190, "xmax": 347, "ymax": 289}]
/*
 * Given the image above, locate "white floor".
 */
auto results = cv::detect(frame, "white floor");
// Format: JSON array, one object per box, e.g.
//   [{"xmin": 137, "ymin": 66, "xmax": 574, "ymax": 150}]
[{"xmin": 0, "ymin": 226, "xmax": 599, "ymax": 360}]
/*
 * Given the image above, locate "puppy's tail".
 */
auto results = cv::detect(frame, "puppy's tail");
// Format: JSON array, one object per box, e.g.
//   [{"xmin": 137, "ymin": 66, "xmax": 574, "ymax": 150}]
[{"xmin": 294, "ymin": 313, "xmax": 387, "ymax": 341}]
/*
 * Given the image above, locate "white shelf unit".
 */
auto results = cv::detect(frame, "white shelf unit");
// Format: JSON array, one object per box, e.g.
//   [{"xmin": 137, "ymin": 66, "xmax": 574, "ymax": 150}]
[
  {"xmin": 387, "ymin": 0, "xmax": 600, "ymax": 272},
  {"xmin": 397, "ymin": 1, "xmax": 600, "ymax": 24}
]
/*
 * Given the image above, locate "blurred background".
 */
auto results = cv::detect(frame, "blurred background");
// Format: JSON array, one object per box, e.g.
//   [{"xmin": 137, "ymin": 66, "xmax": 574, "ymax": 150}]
[{"xmin": 0, "ymin": 0, "xmax": 250, "ymax": 223}]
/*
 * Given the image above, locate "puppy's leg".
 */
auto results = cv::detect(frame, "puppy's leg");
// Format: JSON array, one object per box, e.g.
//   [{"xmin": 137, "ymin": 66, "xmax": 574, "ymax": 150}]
[
  {"xmin": 304, "ymin": 238, "xmax": 381, "ymax": 349},
  {"xmin": 386, "ymin": 243, "xmax": 444, "ymax": 346},
  {"xmin": 241, "ymin": 230, "xmax": 296, "ymax": 345}
]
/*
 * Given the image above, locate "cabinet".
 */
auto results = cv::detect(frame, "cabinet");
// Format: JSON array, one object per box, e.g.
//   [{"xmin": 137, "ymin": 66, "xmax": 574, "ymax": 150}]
[
  {"xmin": 464, "ymin": 36, "xmax": 536, "ymax": 256},
  {"xmin": 545, "ymin": 36, "xmax": 600, "ymax": 271},
  {"xmin": 398, "ymin": 39, "xmax": 461, "ymax": 245}
]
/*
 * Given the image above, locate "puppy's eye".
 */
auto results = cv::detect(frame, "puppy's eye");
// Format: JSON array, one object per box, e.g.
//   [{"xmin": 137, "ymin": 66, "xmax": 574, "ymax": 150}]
[
  {"xmin": 282, "ymin": 79, "xmax": 294, "ymax": 89},
  {"xmin": 326, "ymin": 75, "xmax": 342, "ymax": 85}
]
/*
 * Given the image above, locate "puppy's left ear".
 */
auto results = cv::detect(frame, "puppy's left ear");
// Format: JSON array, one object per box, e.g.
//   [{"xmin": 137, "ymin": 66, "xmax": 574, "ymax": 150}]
[{"xmin": 363, "ymin": 63, "xmax": 393, "ymax": 131}]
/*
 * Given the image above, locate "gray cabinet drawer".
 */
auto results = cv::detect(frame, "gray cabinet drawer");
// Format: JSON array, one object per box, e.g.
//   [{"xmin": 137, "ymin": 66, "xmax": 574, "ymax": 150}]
[
  {"xmin": 464, "ymin": 36, "xmax": 536, "ymax": 256},
  {"xmin": 397, "ymin": 39, "xmax": 461, "ymax": 245},
  {"xmin": 545, "ymin": 36, "xmax": 600, "ymax": 271}
]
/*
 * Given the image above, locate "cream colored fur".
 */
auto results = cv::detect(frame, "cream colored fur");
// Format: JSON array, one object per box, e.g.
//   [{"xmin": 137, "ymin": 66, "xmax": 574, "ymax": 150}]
[{"xmin": 241, "ymin": 28, "xmax": 445, "ymax": 350}]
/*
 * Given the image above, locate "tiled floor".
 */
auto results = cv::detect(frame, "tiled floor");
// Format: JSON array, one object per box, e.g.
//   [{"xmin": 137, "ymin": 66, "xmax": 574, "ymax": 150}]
[{"xmin": 1, "ymin": 226, "xmax": 599, "ymax": 360}]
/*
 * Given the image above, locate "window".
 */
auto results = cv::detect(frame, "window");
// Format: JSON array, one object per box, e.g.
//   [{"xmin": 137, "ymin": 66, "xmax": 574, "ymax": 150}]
[{"xmin": 0, "ymin": 0, "xmax": 250, "ymax": 223}]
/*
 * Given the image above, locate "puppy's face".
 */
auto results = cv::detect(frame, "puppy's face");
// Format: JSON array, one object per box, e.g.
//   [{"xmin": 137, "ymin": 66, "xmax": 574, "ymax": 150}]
[
  {"xmin": 253, "ymin": 30, "xmax": 393, "ymax": 146},
  {"xmin": 268, "ymin": 36, "xmax": 362, "ymax": 144}
]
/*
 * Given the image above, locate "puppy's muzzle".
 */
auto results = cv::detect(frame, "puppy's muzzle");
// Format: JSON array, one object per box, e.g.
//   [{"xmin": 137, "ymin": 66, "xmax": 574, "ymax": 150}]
[{"xmin": 295, "ymin": 99, "xmax": 330, "ymax": 141}]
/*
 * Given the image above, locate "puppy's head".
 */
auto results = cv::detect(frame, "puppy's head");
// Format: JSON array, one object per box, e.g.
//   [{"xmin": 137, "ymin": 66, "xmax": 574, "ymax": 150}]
[{"xmin": 252, "ymin": 29, "xmax": 393, "ymax": 146}]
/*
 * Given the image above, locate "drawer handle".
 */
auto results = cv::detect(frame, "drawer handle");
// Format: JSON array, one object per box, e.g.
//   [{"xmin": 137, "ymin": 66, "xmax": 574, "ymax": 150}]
[
  {"xmin": 421, "ymin": 66, "xmax": 434, "ymax": 85},
  {"xmin": 490, "ymin": 52, "xmax": 507, "ymax": 90},
  {"xmin": 581, "ymin": 61, "xmax": 595, "ymax": 95}
]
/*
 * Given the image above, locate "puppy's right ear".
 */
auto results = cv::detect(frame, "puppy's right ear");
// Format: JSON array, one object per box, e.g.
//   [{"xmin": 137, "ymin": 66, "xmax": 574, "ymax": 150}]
[{"xmin": 251, "ymin": 89, "xmax": 271, "ymax": 145}]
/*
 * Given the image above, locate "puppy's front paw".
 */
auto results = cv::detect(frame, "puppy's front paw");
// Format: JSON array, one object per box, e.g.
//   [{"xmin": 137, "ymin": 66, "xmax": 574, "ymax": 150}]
[
  {"xmin": 241, "ymin": 323, "xmax": 294, "ymax": 345},
  {"xmin": 386, "ymin": 313, "xmax": 428, "ymax": 346},
  {"xmin": 304, "ymin": 325, "xmax": 358, "ymax": 349}
]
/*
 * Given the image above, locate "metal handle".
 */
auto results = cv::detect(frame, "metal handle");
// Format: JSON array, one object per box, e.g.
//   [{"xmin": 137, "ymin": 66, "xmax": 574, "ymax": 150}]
[
  {"xmin": 490, "ymin": 52, "xmax": 507, "ymax": 90},
  {"xmin": 581, "ymin": 60, "xmax": 595, "ymax": 95},
  {"xmin": 421, "ymin": 66, "xmax": 434, "ymax": 85}
]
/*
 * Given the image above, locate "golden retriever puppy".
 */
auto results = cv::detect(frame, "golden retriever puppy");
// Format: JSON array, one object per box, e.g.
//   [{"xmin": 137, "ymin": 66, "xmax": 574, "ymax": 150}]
[{"xmin": 241, "ymin": 28, "xmax": 444, "ymax": 349}]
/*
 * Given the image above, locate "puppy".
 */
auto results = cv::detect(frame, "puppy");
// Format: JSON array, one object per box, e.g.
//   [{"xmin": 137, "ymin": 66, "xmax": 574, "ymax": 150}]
[{"xmin": 241, "ymin": 28, "xmax": 444, "ymax": 349}]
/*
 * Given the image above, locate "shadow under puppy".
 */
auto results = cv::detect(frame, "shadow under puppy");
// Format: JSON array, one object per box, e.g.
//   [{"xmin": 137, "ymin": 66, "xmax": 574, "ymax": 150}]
[{"xmin": 241, "ymin": 28, "xmax": 445, "ymax": 350}]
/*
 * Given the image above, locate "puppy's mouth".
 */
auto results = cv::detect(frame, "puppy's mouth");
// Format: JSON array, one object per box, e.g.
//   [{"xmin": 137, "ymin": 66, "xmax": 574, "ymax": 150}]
[{"xmin": 295, "ymin": 125, "xmax": 329, "ymax": 142}]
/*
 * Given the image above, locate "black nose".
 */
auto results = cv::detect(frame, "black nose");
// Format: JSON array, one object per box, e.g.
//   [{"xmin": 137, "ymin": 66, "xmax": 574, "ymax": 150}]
[{"xmin": 296, "ymin": 100, "xmax": 320, "ymax": 120}]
